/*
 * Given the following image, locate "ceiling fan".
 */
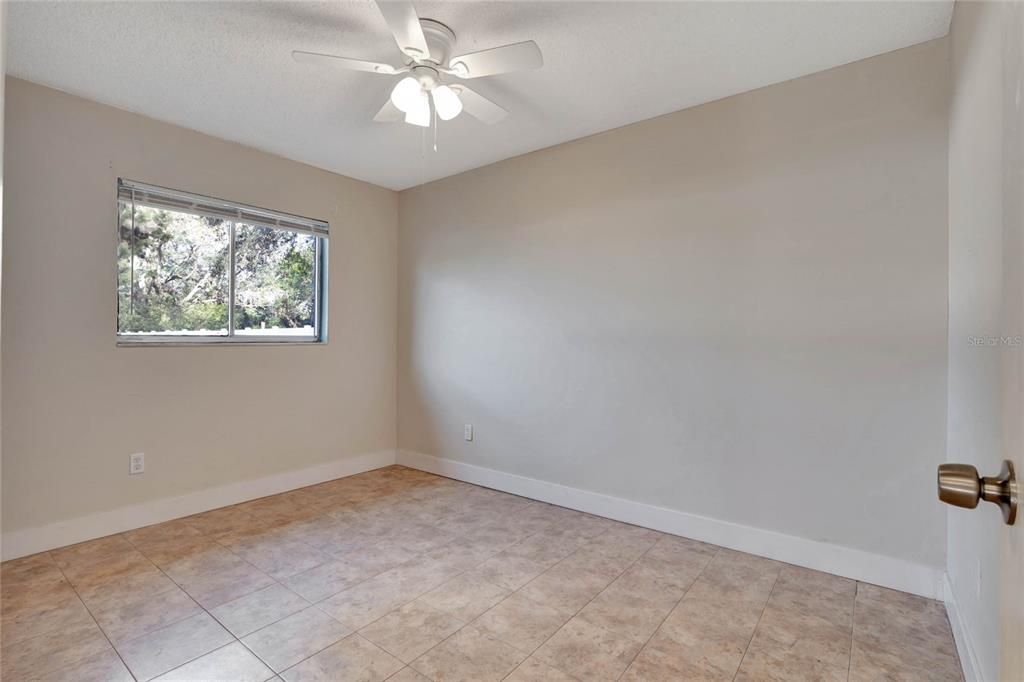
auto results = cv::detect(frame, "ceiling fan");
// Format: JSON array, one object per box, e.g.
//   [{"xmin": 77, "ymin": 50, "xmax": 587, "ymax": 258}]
[{"xmin": 292, "ymin": 0, "xmax": 542, "ymax": 127}]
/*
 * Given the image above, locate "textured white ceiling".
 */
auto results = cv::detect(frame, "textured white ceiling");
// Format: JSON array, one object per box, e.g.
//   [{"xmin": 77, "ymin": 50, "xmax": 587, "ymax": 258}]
[{"xmin": 8, "ymin": 1, "xmax": 952, "ymax": 190}]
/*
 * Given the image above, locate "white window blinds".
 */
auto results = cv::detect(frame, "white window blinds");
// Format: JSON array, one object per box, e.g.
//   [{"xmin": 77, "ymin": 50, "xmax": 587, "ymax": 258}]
[{"xmin": 117, "ymin": 178, "xmax": 329, "ymax": 237}]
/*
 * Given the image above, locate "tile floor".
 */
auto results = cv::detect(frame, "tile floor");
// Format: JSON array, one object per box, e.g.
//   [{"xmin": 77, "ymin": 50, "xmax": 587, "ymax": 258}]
[{"xmin": 1, "ymin": 465, "xmax": 963, "ymax": 681}]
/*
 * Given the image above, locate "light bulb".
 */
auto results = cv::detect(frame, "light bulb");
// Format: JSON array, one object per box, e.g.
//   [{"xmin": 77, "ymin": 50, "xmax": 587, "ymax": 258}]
[
  {"xmin": 404, "ymin": 90, "xmax": 430, "ymax": 127},
  {"xmin": 390, "ymin": 77, "xmax": 422, "ymax": 113},
  {"xmin": 431, "ymin": 85, "xmax": 463, "ymax": 121}
]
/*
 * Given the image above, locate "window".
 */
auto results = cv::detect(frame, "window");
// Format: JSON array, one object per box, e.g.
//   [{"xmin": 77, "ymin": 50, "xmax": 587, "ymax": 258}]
[{"xmin": 117, "ymin": 179, "xmax": 327, "ymax": 344}]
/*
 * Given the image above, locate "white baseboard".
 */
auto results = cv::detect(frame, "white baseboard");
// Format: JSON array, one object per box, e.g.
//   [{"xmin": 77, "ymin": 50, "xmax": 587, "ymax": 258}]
[
  {"xmin": 397, "ymin": 449, "xmax": 945, "ymax": 600},
  {"xmin": 1, "ymin": 450, "xmax": 397, "ymax": 561},
  {"xmin": 944, "ymin": 574, "xmax": 984, "ymax": 682}
]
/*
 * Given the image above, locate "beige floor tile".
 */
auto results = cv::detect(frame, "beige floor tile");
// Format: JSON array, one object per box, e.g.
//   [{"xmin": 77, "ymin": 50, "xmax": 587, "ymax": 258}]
[
  {"xmin": 2, "ymin": 581, "xmax": 80, "ymax": 620},
  {"xmin": 644, "ymin": 535, "xmax": 718, "ymax": 565},
  {"xmin": 117, "ymin": 611, "xmax": 233, "ymax": 681},
  {"xmin": 504, "ymin": 531, "xmax": 582, "ymax": 565},
  {"xmin": 386, "ymin": 666, "xmax": 431, "ymax": 681},
  {"xmin": 1, "ymin": 617, "xmax": 115, "ymax": 681},
  {"xmin": 359, "ymin": 601, "xmax": 464, "ymax": 663},
  {"xmin": 854, "ymin": 591, "xmax": 958, "ymax": 670},
  {"xmin": 125, "ymin": 520, "xmax": 216, "ymax": 566},
  {"xmin": 505, "ymin": 655, "xmax": 579, "ymax": 681},
  {"xmin": 384, "ymin": 522, "xmax": 458, "ymax": 554},
  {"xmin": 46, "ymin": 647, "xmax": 135, "ymax": 682},
  {"xmin": 242, "ymin": 606, "xmax": 350, "ymax": 673},
  {"xmin": 748, "ymin": 603, "xmax": 853, "ymax": 670},
  {"xmin": 340, "ymin": 541, "xmax": 420, "ymax": 575},
  {"xmin": 279, "ymin": 516, "xmax": 377, "ymax": 556},
  {"xmin": 849, "ymin": 638, "xmax": 963, "ymax": 682},
  {"xmin": 621, "ymin": 644, "xmax": 732, "ymax": 682},
  {"xmin": 856, "ymin": 582, "xmax": 948, "ymax": 616},
  {"xmin": 282, "ymin": 557, "xmax": 377, "ymax": 602},
  {"xmin": 410, "ymin": 625, "xmax": 526, "ymax": 682},
  {"xmin": 164, "ymin": 547, "xmax": 277, "ymax": 608},
  {"xmin": 154, "ymin": 641, "xmax": 276, "ymax": 681},
  {"xmin": 470, "ymin": 552, "xmax": 549, "ymax": 591},
  {"xmin": 76, "ymin": 568, "xmax": 181, "ymax": 612},
  {"xmin": 0, "ymin": 469, "xmax": 963, "ymax": 682},
  {"xmin": 186, "ymin": 506, "xmax": 258, "ymax": 540},
  {"xmin": 1, "ymin": 591, "xmax": 97, "ymax": 647},
  {"xmin": 224, "ymin": 530, "xmax": 334, "ymax": 581},
  {"xmin": 60, "ymin": 549, "xmax": 163, "ymax": 592},
  {"xmin": 533, "ymin": 615, "xmax": 643, "ymax": 681},
  {"xmin": 92, "ymin": 583, "xmax": 203, "ymax": 645},
  {"xmin": 554, "ymin": 512, "xmax": 617, "ymax": 539},
  {"xmin": 211, "ymin": 583, "xmax": 311, "ymax": 637},
  {"xmin": 318, "ymin": 573, "xmax": 416, "ymax": 630},
  {"xmin": 577, "ymin": 584, "xmax": 676, "ymax": 643},
  {"xmin": 686, "ymin": 550, "xmax": 781, "ymax": 607},
  {"xmin": 768, "ymin": 564, "xmax": 856, "ymax": 628},
  {"xmin": 645, "ymin": 595, "xmax": 760, "ymax": 677},
  {"xmin": 418, "ymin": 573, "xmax": 509, "ymax": 622},
  {"xmin": 281, "ymin": 634, "xmax": 404, "ymax": 681},
  {"xmin": 382, "ymin": 557, "xmax": 462, "ymax": 598},
  {"xmin": 50, "ymin": 535, "xmax": 137, "ymax": 569},
  {"xmin": 556, "ymin": 544, "xmax": 635, "ymax": 580},
  {"xmin": 734, "ymin": 642, "xmax": 848, "ymax": 682},
  {"xmin": 2, "ymin": 553, "xmax": 69, "ymax": 602},
  {"xmin": 471, "ymin": 592, "xmax": 569, "ymax": 653},
  {"xmin": 420, "ymin": 536, "xmax": 508, "ymax": 572},
  {"xmin": 518, "ymin": 563, "xmax": 613, "ymax": 615},
  {"xmin": 585, "ymin": 525, "xmax": 661, "ymax": 561}
]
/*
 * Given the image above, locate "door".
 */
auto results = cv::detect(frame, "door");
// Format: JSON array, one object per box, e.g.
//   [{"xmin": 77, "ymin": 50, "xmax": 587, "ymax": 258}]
[{"xmin": 1001, "ymin": 3, "xmax": 1023, "ymax": 678}]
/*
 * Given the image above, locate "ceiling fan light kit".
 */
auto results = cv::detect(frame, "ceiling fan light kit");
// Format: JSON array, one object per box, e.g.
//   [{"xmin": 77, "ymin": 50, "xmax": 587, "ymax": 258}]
[{"xmin": 293, "ymin": 1, "xmax": 542, "ymax": 129}]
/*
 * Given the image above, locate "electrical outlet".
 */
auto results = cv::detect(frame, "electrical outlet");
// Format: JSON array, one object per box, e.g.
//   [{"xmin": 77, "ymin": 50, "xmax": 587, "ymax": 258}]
[
  {"xmin": 129, "ymin": 452, "xmax": 145, "ymax": 475},
  {"xmin": 464, "ymin": 424, "xmax": 473, "ymax": 441}
]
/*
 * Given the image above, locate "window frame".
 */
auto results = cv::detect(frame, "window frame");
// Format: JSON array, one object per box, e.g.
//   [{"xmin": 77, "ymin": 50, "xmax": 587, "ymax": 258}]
[{"xmin": 115, "ymin": 179, "xmax": 328, "ymax": 346}]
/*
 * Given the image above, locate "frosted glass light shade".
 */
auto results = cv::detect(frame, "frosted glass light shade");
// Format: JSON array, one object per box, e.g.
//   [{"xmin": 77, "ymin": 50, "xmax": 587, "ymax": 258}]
[
  {"xmin": 404, "ymin": 90, "xmax": 430, "ymax": 127},
  {"xmin": 390, "ymin": 77, "xmax": 423, "ymax": 113},
  {"xmin": 431, "ymin": 85, "xmax": 463, "ymax": 121}
]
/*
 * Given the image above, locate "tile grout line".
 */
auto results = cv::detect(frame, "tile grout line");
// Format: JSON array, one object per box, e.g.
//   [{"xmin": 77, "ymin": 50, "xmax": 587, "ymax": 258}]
[
  {"xmin": 368, "ymin": 519, "xmax": 616, "ymax": 680},
  {"xmin": 7, "ymin": 469, "xmax": 957, "ymax": 682},
  {"xmin": 847, "ymin": 582, "xmax": 859, "ymax": 682},
  {"xmin": 114, "ymin": 532, "xmax": 254, "ymax": 680},
  {"xmin": 121, "ymin": 513, "xmax": 327, "ymax": 677},
  {"xmin": 243, "ymin": 495, "xmax": 564, "ymax": 676},
  {"xmin": 314, "ymin": 513, "xmax": 565, "ymax": 675},
  {"xmin": 729, "ymin": 563, "xmax": 784, "ymax": 682},
  {"xmin": 45, "ymin": 549, "xmax": 140, "ymax": 682},
  {"xmin": 494, "ymin": 528, "xmax": 670, "ymax": 681},
  {"xmin": 613, "ymin": 545, "xmax": 723, "ymax": 682}
]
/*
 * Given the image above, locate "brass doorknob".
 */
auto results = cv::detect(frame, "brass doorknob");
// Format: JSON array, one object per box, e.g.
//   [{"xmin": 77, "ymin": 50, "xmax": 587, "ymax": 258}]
[{"xmin": 937, "ymin": 460, "xmax": 1017, "ymax": 525}]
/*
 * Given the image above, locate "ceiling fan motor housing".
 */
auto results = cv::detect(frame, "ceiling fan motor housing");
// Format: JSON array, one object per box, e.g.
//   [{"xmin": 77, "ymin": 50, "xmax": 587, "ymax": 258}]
[{"xmin": 418, "ymin": 19, "xmax": 456, "ymax": 66}]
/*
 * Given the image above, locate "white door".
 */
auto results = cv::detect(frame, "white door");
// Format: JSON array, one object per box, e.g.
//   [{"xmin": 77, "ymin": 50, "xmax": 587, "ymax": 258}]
[{"xmin": 1000, "ymin": 3, "xmax": 1023, "ymax": 679}]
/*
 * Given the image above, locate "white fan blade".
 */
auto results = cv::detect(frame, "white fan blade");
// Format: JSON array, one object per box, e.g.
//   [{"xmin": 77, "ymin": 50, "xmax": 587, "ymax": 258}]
[
  {"xmin": 451, "ymin": 85, "xmax": 507, "ymax": 124},
  {"xmin": 448, "ymin": 41, "xmax": 542, "ymax": 79},
  {"xmin": 376, "ymin": 1, "xmax": 430, "ymax": 60},
  {"xmin": 293, "ymin": 50, "xmax": 400, "ymax": 75},
  {"xmin": 373, "ymin": 98, "xmax": 404, "ymax": 122}
]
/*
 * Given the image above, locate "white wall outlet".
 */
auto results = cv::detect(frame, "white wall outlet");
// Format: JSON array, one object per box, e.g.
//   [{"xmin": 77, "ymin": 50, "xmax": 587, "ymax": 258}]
[
  {"xmin": 464, "ymin": 424, "xmax": 473, "ymax": 441},
  {"xmin": 129, "ymin": 452, "xmax": 145, "ymax": 475}
]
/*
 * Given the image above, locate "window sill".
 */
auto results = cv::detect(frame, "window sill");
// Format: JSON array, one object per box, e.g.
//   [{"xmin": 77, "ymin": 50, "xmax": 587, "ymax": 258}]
[{"xmin": 116, "ymin": 336, "xmax": 324, "ymax": 347}]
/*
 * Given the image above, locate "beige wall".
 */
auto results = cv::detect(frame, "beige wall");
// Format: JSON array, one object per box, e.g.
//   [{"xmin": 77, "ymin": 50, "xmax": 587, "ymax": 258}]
[
  {"xmin": 398, "ymin": 39, "xmax": 949, "ymax": 569},
  {"xmin": 2, "ymin": 78, "xmax": 398, "ymax": 534},
  {"xmin": 946, "ymin": 2, "xmax": 1024, "ymax": 679}
]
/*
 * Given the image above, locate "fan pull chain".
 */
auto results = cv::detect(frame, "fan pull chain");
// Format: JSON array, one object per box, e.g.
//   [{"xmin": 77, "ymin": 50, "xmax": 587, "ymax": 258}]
[
  {"xmin": 420, "ymin": 123, "xmax": 427, "ymax": 187},
  {"xmin": 433, "ymin": 105, "xmax": 438, "ymax": 152}
]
